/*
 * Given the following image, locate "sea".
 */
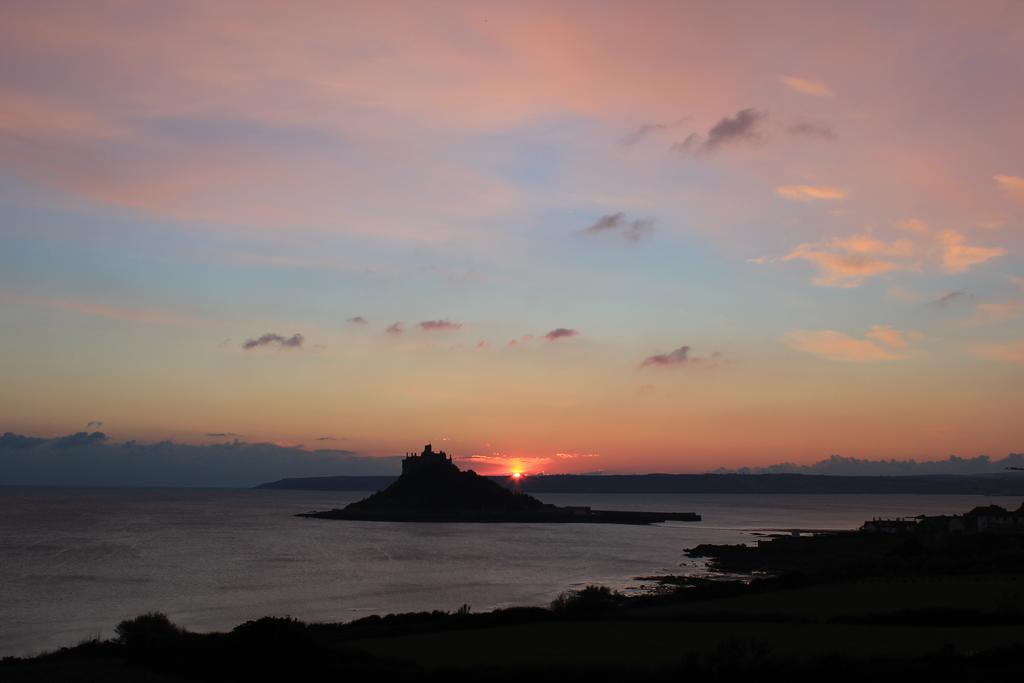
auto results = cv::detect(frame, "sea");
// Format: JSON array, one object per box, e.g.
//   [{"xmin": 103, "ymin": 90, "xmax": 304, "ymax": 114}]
[{"xmin": 2, "ymin": 487, "xmax": 1021, "ymax": 657}]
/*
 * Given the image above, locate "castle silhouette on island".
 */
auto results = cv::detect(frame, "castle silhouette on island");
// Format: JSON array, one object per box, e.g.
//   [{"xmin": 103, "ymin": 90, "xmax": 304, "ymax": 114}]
[
  {"xmin": 401, "ymin": 443, "xmax": 457, "ymax": 475},
  {"xmin": 301, "ymin": 444, "xmax": 700, "ymax": 524}
]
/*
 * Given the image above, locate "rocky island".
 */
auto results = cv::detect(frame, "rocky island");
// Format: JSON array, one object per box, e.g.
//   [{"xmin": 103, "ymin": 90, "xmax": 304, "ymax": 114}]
[{"xmin": 299, "ymin": 444, "xmax": 700, "ymax": 524}]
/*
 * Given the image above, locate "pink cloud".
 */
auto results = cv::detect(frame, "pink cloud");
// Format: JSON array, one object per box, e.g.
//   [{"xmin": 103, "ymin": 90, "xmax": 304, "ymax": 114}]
[{"xmin": 418, "ymin": 319, "xmax": 463, "ymax": 331}]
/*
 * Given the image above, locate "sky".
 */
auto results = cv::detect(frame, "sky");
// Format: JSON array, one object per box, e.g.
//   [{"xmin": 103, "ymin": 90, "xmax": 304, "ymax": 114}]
[{"xmin": 1, "ymin": 1, "xmax": 1023, "ymax": 478}]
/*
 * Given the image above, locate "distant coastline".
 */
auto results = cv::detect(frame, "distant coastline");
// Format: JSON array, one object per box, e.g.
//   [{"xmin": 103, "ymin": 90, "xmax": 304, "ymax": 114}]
[{"xmin": 257, "ymin": 472, "xmax": 1024, "ymax": 495}]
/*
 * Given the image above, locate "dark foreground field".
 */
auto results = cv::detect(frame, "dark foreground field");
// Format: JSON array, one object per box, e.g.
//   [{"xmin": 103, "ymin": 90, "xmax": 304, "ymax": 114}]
[
  {"xmin": 9, "ymin": 503, "xmax": 1024, "ymax": 681},
  {"xmin": 5, "ymin": 573, "xmax": 1024, "ymax": 682}
]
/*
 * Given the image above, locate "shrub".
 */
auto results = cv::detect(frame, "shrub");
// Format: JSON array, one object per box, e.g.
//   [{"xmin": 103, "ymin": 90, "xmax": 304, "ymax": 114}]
[
  {"xmin": 550, "ymin": 585, "xmax": 621, "ymax": 617},
  {"xmin": 114, "ymin": 613, "xmax": 182, "ymax": 650}
]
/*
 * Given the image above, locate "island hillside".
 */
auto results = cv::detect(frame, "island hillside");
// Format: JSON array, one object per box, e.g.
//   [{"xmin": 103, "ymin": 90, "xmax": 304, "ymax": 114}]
[{"xmin": 299, "ymin": 444, "xmax": 700, "ymax": 524}]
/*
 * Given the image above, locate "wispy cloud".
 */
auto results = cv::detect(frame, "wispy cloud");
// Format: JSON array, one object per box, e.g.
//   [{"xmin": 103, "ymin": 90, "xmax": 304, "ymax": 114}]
[
  {"xmin": 555, "ymin": 452, "xmax": 600, "ymax": 459},
  {"xmin": 543, "ymin": 328, "xmax": 578, "ymax": 341},
  {"xmin": 0, "ymin": 291, "xmax": 206, "ymax": 326},
  {"xmin": 385, "ymin": 322, "xmax": 403, "ymax": 335},
  {"xmin": 580, "ymin": 212, "xmax": 655, "ymax": 242},
  {"xmin": 932, "ymin": 290, "xmax": 968, "ymax": 307},
  {"xmin": 787, "ymin": 120, "xmax": 836, "ymax": 140},
  {"xmin": 641, "ymin": 345, "xmax": 720, "ymax": 368},
  {"xmin": 938, "ymin": 230, "xmax": 1006, "ymax": 273},
  {"xmin": 241, "ymin": 333, "xmax": 304, "ymax": 350},
  {"xmin": 784, "ymin": 326, "xmax": 915, "ymax": 363},
  {"xmin": 673, "ymin": 108, "xmax": 766, "ymax": 155},
  {"xmin": 418, "ymin": 319, "xmax": 462, "ymax": 331},
  {"xmin": 619, "ymin": 117, "xmax": 690, "ymax": 145},
  {"xmin": 86, "ymin": 420, "xmax": 104, "ymax": 428},
  {"xmin": 863, "ymin": 324, "xmax": 910, "ymax": 349},
  {"xmin": 780, "ymin": 75, "xmax": 832, "ymax": 97},
  {"xmin": 347, "ymin": 316, "xmax": 368, "ymax": 324},
  {"xmin": 775, "ymin": 185, "xmax": 847, "ymax": 201},
  {"xmin": 994, "ymin": 174, "xmax": 1024, "ymax": 200}
]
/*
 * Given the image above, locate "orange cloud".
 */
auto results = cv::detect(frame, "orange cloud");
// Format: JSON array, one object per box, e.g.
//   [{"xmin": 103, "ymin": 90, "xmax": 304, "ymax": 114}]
[
  {"xmin": 775, "ymin": 185, "xmax": 847, "ymax": 201},
  {"xmin": 938, "ymin": 230, "xmax": 1006, "ymax": 273},
  {"xmin": 783, "ymin": 237, "xmax": 909, "ymax": 288},
  {"xmin": 784, "ymin": 327, "xmax": 913, "ymax": 363},
  {"xmin": 832, "ymin": 235, "xmax": 915, "ymax": 257},
  {"xmin": 779, "ymin": 75, "xmax": 832, "ymax": 97}
]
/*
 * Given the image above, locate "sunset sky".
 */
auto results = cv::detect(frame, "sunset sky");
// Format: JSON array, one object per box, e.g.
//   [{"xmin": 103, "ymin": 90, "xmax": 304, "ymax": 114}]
[{"xmin": 1, "ymin": 1, "xmax": 1022, "ymax": 475}]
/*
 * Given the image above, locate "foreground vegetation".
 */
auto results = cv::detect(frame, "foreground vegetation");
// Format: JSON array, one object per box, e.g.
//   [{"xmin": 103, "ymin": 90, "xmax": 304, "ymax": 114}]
[
  {"xmin": 5, "ymin": 573, "xmax": 1024, "ymax": 681},
  {"xmin": 8, "ymin": 504, "xmax": 1024, "ymax": 680}
]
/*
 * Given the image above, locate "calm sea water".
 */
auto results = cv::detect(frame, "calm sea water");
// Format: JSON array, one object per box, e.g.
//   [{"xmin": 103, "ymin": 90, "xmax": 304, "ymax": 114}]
[{"xmin": 1, "ymin": 487, "xmax": 1020, "ymax": 657}]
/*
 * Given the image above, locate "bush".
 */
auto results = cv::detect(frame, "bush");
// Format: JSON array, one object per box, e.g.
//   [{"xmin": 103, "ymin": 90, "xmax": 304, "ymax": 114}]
[
  {"xmin": 114, "ymin": 613, "xmax": 183, "ymax": 650},
  {"xmin": 550, "ymin": 585, "xmax": 621, "ymax": 617}
]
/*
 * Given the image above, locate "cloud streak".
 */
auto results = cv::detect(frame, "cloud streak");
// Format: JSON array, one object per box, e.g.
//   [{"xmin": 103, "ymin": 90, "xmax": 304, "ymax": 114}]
[
  {"xmin": 0, "ymin": 292, "xmax": 206, "ymax": 326},
  {"xmin": 241, "ymin": 333, "xmax": 304, "ymax": 350},
  {"xmin": 619, "ymin": 117, "xmax": 689, "ymax": 145},
  {"xmin": 641, "ymin": 345, "xmax": 720, "ymax": 368},
  {"xmin": 788, "ymin": 121, "xmax": 837, "ymax": 140},
  {"xmin": 932, "ymin": 290, "xmax": 968, "ymax": 307},
  {"xmin": 775, "ymin": 185, "xmax": 847, "ymax": 201},
  {"xmin": 780, "ymin": 75, "xmax": 832, "ymax": 96},
  {"xmin": 418, "ymin": 319, "xmax": 462, "ymax": 331},
  {"xmin": 580, "ymin": 212, "xmax": 655, "ymax": 242},
  {"xmin": 784, "ymin": 326, "xmax": 915, "ymax": 363}
]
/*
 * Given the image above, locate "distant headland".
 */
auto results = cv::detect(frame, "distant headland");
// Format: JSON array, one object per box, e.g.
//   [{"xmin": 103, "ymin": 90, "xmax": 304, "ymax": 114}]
[
  {"xmin": 261, "ymin": 470, "xmax": 1024, "ymax": 496},
  {"xmin": 298, "ymin": 444, "xmax": 700, "ymax": 524}
]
